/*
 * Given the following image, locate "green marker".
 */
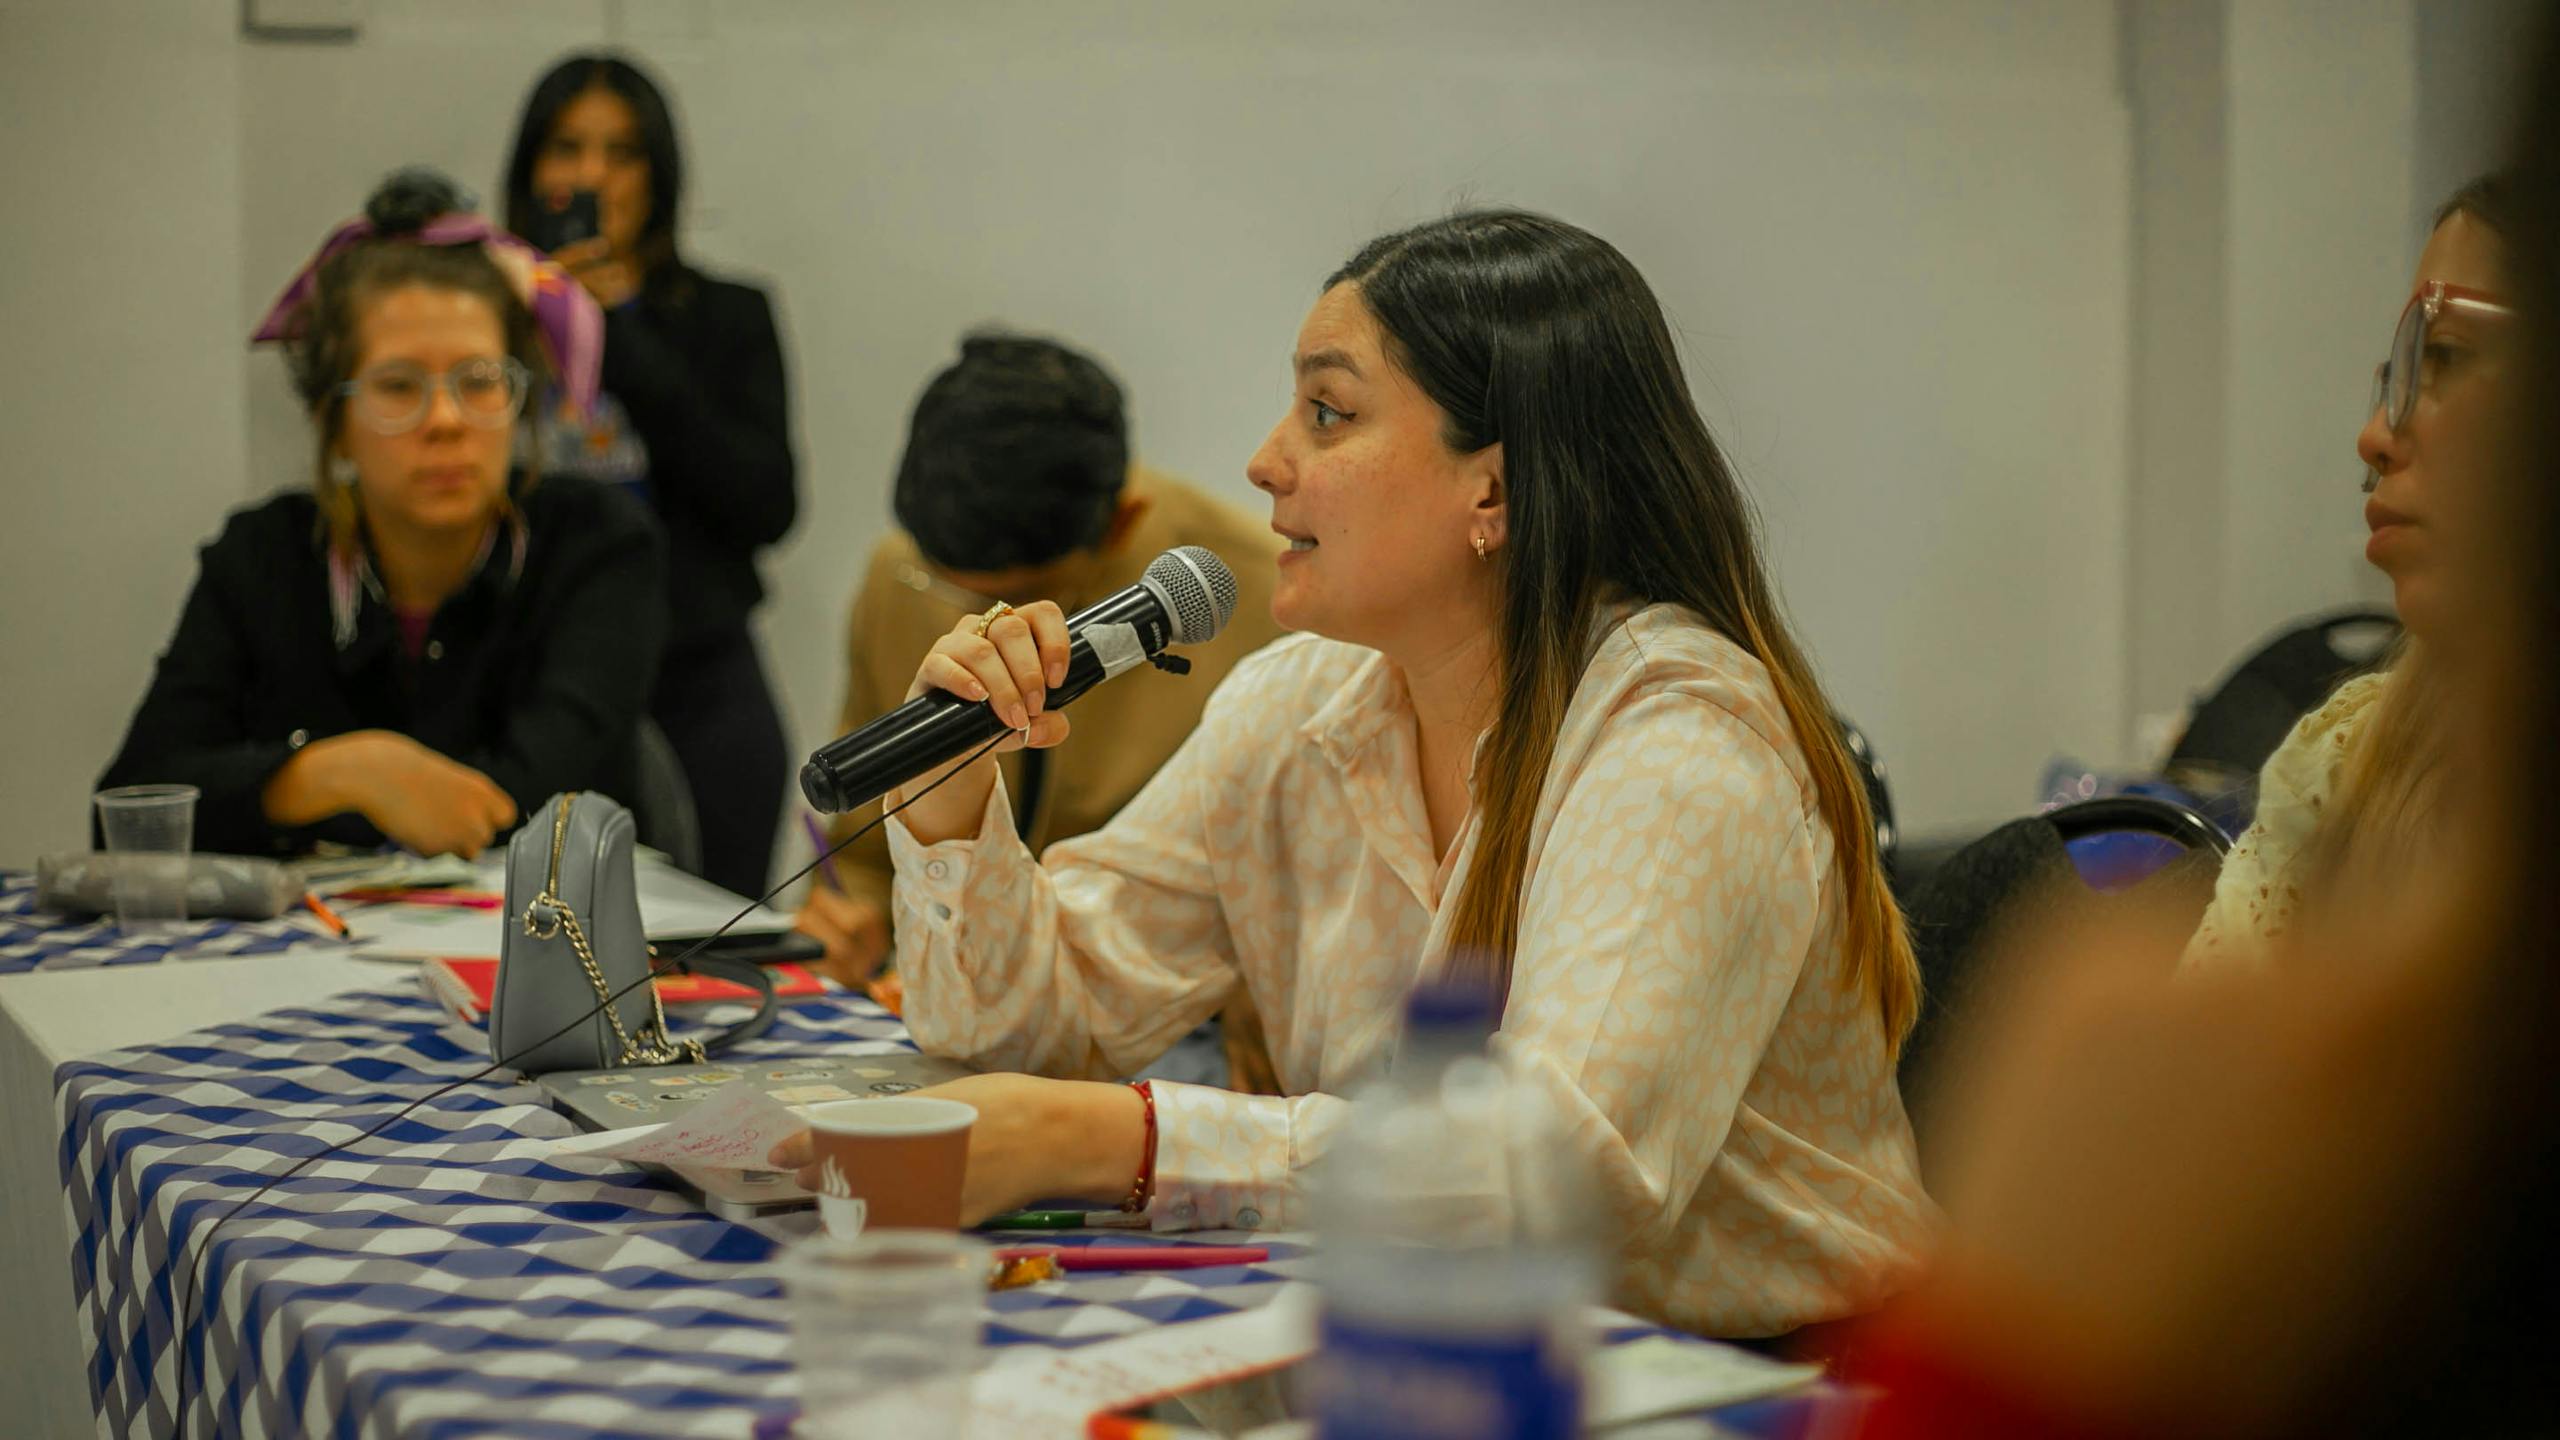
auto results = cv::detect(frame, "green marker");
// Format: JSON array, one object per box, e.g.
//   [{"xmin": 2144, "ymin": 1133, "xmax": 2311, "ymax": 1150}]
[{"xmin": 977, "ymin": 1209, "xmax": 1152, "ymax": 1231}]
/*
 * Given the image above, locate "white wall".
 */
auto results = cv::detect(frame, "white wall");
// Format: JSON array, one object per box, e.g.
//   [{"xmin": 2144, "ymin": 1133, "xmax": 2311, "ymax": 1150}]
[
  {"xmin": 2120, "ymin": 0, "xmax": 2416, "ymax": 737},
  {"xmin": 0, "ymin": 2, "xmax": 248, "ymax": 877},
  {"xmin": 708, "ymin": 0, "xmax": 2134, "ymax": 842},
  {"xmin": 2413, "ymin": 0, "xmax": 2541, "ymax": 243},
  {"xmin": 33, "ymin": 0, "xmax": 2440, "ymax": 877},
  {"xmin": 253, "ymin": 0, "xmax": 2133, "ymax": 854},
  {"xmin": 2122, "ymin": 0, "xmax": 2230, "ymax": 734},
  {"xmin": 2219, "ymin": 0, "xmax": 2413, "ymax": 660}
]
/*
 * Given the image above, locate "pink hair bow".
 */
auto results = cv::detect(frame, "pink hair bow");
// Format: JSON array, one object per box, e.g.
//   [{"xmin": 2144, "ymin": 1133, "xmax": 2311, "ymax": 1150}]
[{"xmin": 250, "ymin": 212, "xmax": 603, "ymax": 418}]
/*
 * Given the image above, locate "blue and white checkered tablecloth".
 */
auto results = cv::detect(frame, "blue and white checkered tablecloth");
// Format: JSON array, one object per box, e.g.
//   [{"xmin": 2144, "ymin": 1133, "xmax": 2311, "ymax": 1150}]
[
  {"xmin": 2, "ymin": 872, "xmax": 345, "ymax": 976},
  {"xmin": 57, "ymin": 986, "xmax": 1328, "ymax": 1439}
]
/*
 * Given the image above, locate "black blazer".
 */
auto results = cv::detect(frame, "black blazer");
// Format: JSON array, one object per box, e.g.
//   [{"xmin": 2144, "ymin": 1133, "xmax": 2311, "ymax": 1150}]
[
  {"xmin": 96, "ymin": 476, "xmax": 668, "ymax": 855},
  {"xmin": 605, "ymin": 269, "xmax": 797, "ymax": 657}
]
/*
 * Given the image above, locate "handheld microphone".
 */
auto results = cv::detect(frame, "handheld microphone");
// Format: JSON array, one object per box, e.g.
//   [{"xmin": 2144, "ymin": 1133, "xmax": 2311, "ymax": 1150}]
[{"xmin": 800, "ymin": 546, "xmax": 1240, "ymax": 814}]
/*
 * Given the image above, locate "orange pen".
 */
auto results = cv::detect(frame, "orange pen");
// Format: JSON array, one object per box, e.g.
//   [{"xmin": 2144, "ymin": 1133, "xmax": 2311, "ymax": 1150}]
[{"xmin": 302, "ymin": 891, "xmax": 353, "ymax": 939}]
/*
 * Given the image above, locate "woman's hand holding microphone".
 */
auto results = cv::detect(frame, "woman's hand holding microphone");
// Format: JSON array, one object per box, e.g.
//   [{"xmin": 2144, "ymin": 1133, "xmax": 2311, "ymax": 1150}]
[{"xmin": 888, "ymin": 600, "xmax": 1076, "ymax": 845}]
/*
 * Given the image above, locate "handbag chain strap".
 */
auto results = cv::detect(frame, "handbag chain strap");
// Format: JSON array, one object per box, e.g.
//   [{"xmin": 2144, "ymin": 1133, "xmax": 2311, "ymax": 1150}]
[{"xmin": 524, "ymin": 792, "xmax": 704, "ymax": 1067}]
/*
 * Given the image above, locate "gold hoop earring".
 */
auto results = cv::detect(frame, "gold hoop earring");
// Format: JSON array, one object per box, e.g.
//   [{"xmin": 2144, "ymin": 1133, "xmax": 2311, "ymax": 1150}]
[{"xmin": 1472, "ymin": 534, "xmax": 1490, "ymax": 561}]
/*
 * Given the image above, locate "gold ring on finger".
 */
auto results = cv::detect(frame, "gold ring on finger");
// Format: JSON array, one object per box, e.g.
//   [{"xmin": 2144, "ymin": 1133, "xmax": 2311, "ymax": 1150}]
[{"xmin": 972, "ymin": 601, "xmax": 1014, "ymax": 638}]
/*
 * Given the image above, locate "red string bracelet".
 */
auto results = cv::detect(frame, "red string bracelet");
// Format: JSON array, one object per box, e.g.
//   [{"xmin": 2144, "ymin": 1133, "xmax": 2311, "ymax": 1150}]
[{"xmin": 1119, "ymin": 1079, "xmax": 1158, "ymax": 1213}]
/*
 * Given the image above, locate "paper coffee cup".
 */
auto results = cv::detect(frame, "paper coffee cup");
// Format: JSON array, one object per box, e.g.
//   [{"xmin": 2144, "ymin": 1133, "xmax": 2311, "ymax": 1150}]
[{"xmin": 803, "ymin": 1096, "xmax": 976, "ymax": 1239}]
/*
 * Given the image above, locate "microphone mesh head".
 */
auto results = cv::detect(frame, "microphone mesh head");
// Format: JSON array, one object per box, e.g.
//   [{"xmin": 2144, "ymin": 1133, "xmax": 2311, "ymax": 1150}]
[{"xmin": 1145, "ymin": 546, "xmax": 1239, "ymax": 645}]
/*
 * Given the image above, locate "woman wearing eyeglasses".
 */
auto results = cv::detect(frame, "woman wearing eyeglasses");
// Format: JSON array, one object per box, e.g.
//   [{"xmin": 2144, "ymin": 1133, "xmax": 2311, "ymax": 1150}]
[
  {"xmin": 2185, "ymin": 175, "xmax": 2514, "ymax": 967},
  {"xmin": 95, "ymin": 169, "xmax": 666, "ymax": 859}
]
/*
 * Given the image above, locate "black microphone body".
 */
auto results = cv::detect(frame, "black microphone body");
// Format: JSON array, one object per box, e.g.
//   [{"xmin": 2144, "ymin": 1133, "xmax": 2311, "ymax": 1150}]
[{"xmin": 800, "ymin": 548, "xmax": 1236, "ymax": 815}]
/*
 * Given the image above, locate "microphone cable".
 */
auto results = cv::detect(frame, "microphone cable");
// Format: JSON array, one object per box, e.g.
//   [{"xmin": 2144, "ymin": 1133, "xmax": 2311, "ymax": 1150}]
[{"xmin": 162, "ymin": 730, "xmax": 1011, "ymax": 1437}]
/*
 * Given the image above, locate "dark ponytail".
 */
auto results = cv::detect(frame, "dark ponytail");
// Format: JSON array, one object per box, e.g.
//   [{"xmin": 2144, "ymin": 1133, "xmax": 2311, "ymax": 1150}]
[{"xmin": 363, "ymin": 166, "xmax": 471, "ymax": 237}]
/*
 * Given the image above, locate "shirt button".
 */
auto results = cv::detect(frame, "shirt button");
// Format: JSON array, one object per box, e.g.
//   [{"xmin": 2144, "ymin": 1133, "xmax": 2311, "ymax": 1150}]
[
  {"xmin": 926, "ymin": 861, "xmax": 949, "ymax": 881},
  {"xmin": 286, "ymin": 728, "xmax": 310, "ymax": 749},
  {"xmin": 1236, "ymin": 1207, "xmax": 1263, "ymax": 1228},
  {"xmin": 1172, "ymin": 1200, "xmax": 1196, "ymax": 1221},
  {"xmin": 425, "ymin": 640, "xmax": 444, "ymax": 661},
  {"xmin": 931, "ymin": 903, "xmax": 952, "ymax": 922}
]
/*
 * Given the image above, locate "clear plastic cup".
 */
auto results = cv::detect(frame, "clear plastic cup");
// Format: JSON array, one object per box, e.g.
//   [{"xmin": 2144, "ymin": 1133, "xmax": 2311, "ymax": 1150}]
[
  {"xmin": 92, "ymin": 784, "xmax": 198, "ymax": 934},
  {"xmin": 783, "ymin": 1229, "xmax": 986, "ymax": 1438}
]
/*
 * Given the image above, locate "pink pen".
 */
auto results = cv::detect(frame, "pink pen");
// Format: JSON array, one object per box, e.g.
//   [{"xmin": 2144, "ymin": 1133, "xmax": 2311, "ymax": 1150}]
[
  {"xmin": 335, "ymin": 888, "xmax": 505, "ymax": 910},
  {"xmin": 995, "ymin": 1245, "xmax": 1268, "ymax": 1272}
]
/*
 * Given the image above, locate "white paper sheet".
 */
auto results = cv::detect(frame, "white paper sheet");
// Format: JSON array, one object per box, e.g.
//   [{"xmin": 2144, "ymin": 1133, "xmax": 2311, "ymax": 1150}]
[
  {"xmin": 553, "ymin": 1079, "xmax": 806, "ymax": 1170},
  {"xmin": 341, "ymin": 856, "xmax": 797, "ymax": 961},
  {"xmin": 945, "ymin": 1296, "xmax": 1817, "ymax": 1439},
  {"xmin": 966, "ymin": 1290, "xmax": 1319, "ymax": 1440},
  {"xmin": 1586, "ymin": 1335, "xmax": 1821, "ymax": 1429}
]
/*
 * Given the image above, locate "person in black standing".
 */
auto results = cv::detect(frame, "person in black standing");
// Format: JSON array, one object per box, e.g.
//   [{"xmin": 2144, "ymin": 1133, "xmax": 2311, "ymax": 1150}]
[{"xmin": 504, "ymin": 52, "xmax": 797, "ymax": 896}]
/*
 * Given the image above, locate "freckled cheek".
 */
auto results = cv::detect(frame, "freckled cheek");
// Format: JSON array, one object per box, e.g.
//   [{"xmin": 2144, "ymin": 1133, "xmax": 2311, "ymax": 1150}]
[{"xmin": 1309, "ymin": 448, "xmax": 1438, "ymax": 542}]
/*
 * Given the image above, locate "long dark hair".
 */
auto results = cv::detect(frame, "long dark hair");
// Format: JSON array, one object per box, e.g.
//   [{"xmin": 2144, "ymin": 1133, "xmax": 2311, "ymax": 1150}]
[
  {"xmin": 1330, "ymin": 210, "xmax": 1919, "ymax": 1048},
  {"xmin": 501, "ymin": 52, "xmax": 686, "ymax": 279}
]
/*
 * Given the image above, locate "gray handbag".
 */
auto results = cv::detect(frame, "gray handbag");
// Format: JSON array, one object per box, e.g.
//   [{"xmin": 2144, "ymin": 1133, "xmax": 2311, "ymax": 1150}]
[{"xmin": 490, "ymin": 791, "xmax": 775, "ymax": 1074}]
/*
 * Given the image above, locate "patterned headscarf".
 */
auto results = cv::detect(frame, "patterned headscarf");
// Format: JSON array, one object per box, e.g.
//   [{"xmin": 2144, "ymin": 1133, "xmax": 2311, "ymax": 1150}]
[{"xmin": 250, "ymin": 211, "xmax": 602, "ymax": 418}]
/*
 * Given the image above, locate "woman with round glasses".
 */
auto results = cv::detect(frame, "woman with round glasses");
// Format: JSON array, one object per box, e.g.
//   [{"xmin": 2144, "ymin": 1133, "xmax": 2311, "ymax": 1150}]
[
  {"xmin": 95, "ymin": 170, "xmax": 666, "ymax": 859},
  {"xmin": 2186, "ymin": 174, "xmax": 2515, "ymax": 966}
]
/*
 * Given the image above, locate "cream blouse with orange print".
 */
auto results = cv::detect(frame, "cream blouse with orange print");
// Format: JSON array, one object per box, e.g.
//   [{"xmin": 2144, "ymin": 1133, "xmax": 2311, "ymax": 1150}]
[{"xmin": 885, "ymin": 604, "xmax": 1935, "ymax": 1337}]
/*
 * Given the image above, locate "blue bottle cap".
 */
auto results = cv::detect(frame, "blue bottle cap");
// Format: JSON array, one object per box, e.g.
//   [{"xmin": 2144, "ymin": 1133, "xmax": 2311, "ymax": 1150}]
[{"xmin": 1404, "ymin": 979, "xmax": 1498, "ymax": 1037}]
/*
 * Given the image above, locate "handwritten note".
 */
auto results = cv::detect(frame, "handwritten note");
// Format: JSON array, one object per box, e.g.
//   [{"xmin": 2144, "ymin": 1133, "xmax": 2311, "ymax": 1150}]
[
  {"xmin": 573, "ymin": 1079, "xmax": 806, "ymax": 1170},
  {"xmin": 949, "ymin": 1290, "xmax": 1816, "ymax": 1438},
  {"xmin": 965, "ymin": 1289, "xmax": 1318, "ymax": 1439}
]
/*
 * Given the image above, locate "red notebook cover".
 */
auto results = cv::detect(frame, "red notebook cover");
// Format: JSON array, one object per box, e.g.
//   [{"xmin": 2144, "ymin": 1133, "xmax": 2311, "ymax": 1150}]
[{"xmin": 419, "ymin": 956, "xmax": 823, "ymax": 1023}]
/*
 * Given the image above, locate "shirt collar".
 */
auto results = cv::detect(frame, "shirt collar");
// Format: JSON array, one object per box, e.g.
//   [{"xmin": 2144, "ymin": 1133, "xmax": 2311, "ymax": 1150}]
[
  {"xmin": 1298, "ymin": 599, "xmax": 1656, "ymax": 782},
  {"xmin": 327, "ymin": 509, "xmax": 529, "ymax": 652},
  {"xmin": 1298, "ymin": 646, "xmax": 1413, "ymax": 771}
]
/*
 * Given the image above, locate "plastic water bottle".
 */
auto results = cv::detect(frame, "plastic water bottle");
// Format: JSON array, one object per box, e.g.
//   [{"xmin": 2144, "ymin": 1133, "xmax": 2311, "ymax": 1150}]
[{"xmin": 1309, "ymin": 982, "xmax": 1605, "ymax": 1440}]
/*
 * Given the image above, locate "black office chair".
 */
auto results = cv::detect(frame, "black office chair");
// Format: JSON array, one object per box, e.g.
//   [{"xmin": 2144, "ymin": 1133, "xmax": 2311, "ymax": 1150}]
[
  {"xmin": 2166, "ymin": 608, "xmax": 2400, "ymax": 806},
  {"xmin": 627, "ymin": 718, "xmax": 704, "ymax": 876},
  {"xmin": 2047, "ymin": 794, "xmax": 2229, "ymax": 856},
  {"xmin": 1896, "ymin": 794, "xmax": 2230, "ymax": 1182},
  {"xmin": 1832, "ymin": 711, "xmax": 1898, "ymax": 876}
]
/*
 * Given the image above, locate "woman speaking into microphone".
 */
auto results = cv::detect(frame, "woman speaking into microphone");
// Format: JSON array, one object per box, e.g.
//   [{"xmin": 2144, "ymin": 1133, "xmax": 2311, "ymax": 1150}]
[{"xmin": 776, "ymin": 210, "xmax": 1931, "ymax": 1338}]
